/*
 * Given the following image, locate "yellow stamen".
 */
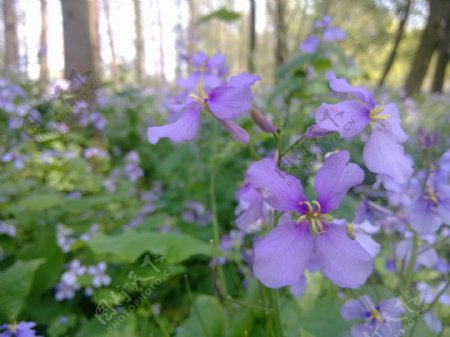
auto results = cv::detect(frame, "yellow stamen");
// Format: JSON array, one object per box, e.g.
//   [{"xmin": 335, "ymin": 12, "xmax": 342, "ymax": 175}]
[
  {"xmin": 425, "ymin": 189, "xmax": 438, "ymax": 206},
  {"xmin": 369, "ymin": 105, "xmax": 389, "ymax": 121},
  {"xmin": 297, "ymin": 200, "xmax": 331, "ymax": 236},
  {"xmin": 188, "ymin": 80, "xmax": 209, "ymax": 106},
  {"xmin": 370, "ymin": 310, "xmax": 383, "ymax": 322},
  {"xmin": 347, "ymin": 222, "xmax": 355, "ymax": 239}
]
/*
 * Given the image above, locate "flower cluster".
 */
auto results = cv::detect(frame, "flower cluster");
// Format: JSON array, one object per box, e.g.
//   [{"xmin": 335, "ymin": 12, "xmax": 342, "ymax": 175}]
[
  {"xmin": 55, "ymin": 260, "xmax": 111, "ymax": 301},
  {"xmin": 0, "ymin": 321, "xmax": 41, "ymax": 337},
  {"xmin": 300, "ymin": 15, "xmax": 346, "ymax": 53}
]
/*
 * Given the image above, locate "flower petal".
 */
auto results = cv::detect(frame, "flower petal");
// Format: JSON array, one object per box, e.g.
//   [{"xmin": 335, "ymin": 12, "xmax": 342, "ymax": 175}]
[
  {"xmin": 315, "ymin": 224, "xmax": 373, "ymax": 288},
  {"xmin": 228, "ymin": 72, "xmax": 261, "ymax": 87},
  {"xmin": 247, "ymin": 158, "xmax": 306, "ymax": 212},
  {"xmin": 147, "ymin": 103, "xmax": 201, "ymax": 144},
  {"xmin": 424, "ymin": 311, "xmax": 442, "ymax": 334},
  {"xmin": 341, "ymin": 297, "xmax": 369, "ymax": 320},
  {"xmin": 325, "ymin": 71, "xmax": 375, "ymax": 108},
  {"xmin": 407, "ymin": 199, "xmax": 442, "ymax": 235},
  {"xmin": 314, "ymin": 101, "xmax": 369, "ymax": 138},
  {"xmin": 315, "ymin": 150, "xmax": 364, "ymax": 213},
  {"xmin": 253, "ymin": 222, "xmax": 314, "ymax": 288},
  {"xmin": 363, "ymin": 128, "xmax": 413, "ymax": 184},
  {"xmin": 300, "ymin": 35, "xmax": 320, "ymax": 53},
  {"xmin": 290, "ymin": 276, "xmax": 308, "ymax": 298},
  {"xmin": 378, "ymin": 103, "xmax": 408, "ymax": 143},
  {"xmin": 217, "ymin": 119, "xmax": 250, "ymax": 144}
]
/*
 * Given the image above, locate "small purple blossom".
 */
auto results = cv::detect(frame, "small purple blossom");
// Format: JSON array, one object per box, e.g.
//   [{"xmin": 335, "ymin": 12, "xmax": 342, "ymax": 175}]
[
  {"xmin": 341, "ymin": 295, "xmax": 405, "ymax": 337},
  {"xmin": 148, "ymin": 73, "xmax": 260, "ymax": 145},
  {"xmin": 248, "ymin": 150, "xmax": 372, "ymax": 288},
  {"xmin": 313, "ymin": 71, "xmax": 413, "ymax": 183},
  {"xmin": 0, "ymin": 321, "xmax": 41, "ymax": 337}
]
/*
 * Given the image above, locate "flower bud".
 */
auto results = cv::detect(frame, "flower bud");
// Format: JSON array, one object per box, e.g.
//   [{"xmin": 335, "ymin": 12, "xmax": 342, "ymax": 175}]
[{"xmin": 250, "ymin": 108, "xmax": 277, "ymax": 133}]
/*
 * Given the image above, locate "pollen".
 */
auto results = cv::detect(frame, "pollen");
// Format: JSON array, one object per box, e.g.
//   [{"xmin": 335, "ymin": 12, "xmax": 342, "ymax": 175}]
[
  {"xmin": 297, "ymin": 200, "xmax": 332, "ymax": 235},
  {"xmin": 188, "ymin": 80, "xmax": 209, "ymax": 106},
  {"xmin": 369, "ymin": 309, "xmax": 383, "ymax": 323},
  {"xmin": 425, "ymin": 188, "xmax": 439, "ymax": 206},
  {"xmin": 369, "ymin": 105, "xmax": 389, "ymax": 121}
]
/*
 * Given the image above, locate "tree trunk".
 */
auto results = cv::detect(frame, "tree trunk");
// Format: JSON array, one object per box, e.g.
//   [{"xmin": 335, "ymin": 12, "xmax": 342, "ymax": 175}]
[
  {"xmin": 404, "ymin": 0, "xmax": 450, "ymax": 95},
  {"xmin": 274, "ymin": 0, "xmax": 287, "ymax": 71},
  {"xmin": 187, "ymin": 0, "xmax": 198, "ymax": 57},
  {"xmin": 156, "ymin": 0, "xmax": 165, "ymax": 81},
  {"xmin": 102, "ymin": 0, "xmax": 118, "ymax": 89},
  {"xmin": 61, "ymin": 0, "xmax": 101, "ymax": 81},
  {"xmin": 133, "ymin": 0, "xmax": 144, "ymax": 86},
  {"xmin": 248, "ymin": 0, "xmax": 256, "ymax": 72},
  {"xmin": 378, "ymin": 0, "xmax": 412, "ymax": 87},
  {"xmin": 39, "ymin": 0, "xmax": 49, "ymax": 91},
  {"xmin": 431, "ymin": 14, "xmax": 450, "ymax": 93},
  {"xmin": 3, "ymin": 0, "xmax": 19, "ymax": 70}
]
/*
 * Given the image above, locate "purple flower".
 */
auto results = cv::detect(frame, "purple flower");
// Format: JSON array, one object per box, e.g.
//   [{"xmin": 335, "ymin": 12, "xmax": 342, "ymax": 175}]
[
  {"xmin": 313, "ymin": 71, "xmax": 413, "ymax": 183},
  {"xmin": 248, "ymin": 150, "xmax": 373, "ymax": 288},
  {"xmin": 347, "ymin": 220, "xmax": 380, "ymax": 257},
  {"xmin": 323, "ymin": 27, "xmax": 346, "ymax": 41},
  {"xmin": 0, "ymin": 321, "xmax": 41, "ymax": 337},
  {"xmin": 315, "ymin": 15, "xmax": 332, "ymax": 29},
  {"xmin": 406, "ymin": 170, "xmax": 450, "ymax": 234},
  {"xmin": 341, "ymin": 295, "xmax": 405, "ymax": 337},
  {"xmin": 148, "ymin": 73, "xmax": 260, "ymax": 145},
  {"xmin": 87, "ymin": 262, "xmax": 111, "ymax": 288},
  {"xmin": 235, "ymin": 182, "xmax": 272, "ymax": 233},
  {"xmin": 300, "ymin": 35, "xmax": 321, "ymax": 53}
]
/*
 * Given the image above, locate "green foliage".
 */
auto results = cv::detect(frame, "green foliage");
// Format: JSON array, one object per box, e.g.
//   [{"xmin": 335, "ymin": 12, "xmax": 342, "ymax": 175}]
[
  {"xmin": 85, "ymin": 231, "xmax": 211, "ymax": 264},
  {"xmin": 0, "ymin": 259, "xmax": 44, "ymax": 322},
  {"xmin": 197, "ymin": 7, "xmax": 241, "ymax": 25}
]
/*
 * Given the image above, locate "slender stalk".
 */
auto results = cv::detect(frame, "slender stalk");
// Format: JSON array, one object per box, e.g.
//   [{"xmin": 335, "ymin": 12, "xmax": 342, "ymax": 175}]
[
  {"xmin": 209, "ymin": 155, "xmax": 228, "ymax": 296},
  {"xmin": 280, "ymin": 134, "xmax": 306, "ymax": 159},
  {"xmin": 402, "ymin": 233, "xmax": 418, "ymax": 291},
  {"xmin": 271, "ymin": 288, "xmax": 284, "ymax": 337}
]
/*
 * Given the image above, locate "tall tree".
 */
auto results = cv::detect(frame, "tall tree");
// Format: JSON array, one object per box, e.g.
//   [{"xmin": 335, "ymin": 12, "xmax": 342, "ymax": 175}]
[
  {"xmin": 273, "ymin": 0, "xmax": 287, "ymax": 70},
  {"xmin": 431, "ymin": 13, "xmax": 450, "ymax": 93},
  {"xmin": 133, "ymin": 0, "xmax": 144, "ymax": 86},
  {"xmin": 2, "ymin": 0, "xmax": 19, "ymax": 70},
  {"xmin": 404, "ymin": 0, "xmax": 450, "ymax": 95},
  {"xmin": 378, "ymin": 0, "xmax": 412, "ymax": 87},
  {"xmin": 60, "ymin": 0, "xmax": 101, "ymax": 81},
  {"xmin": 39, "ymin": 0, "xmax": 49, "ymax": 90},
  {"xmin": 102, "ymin": 0, "xmax": 118, "ymax": 89},
  {"xmin": 248, "ymin": 0, "xmax": 256, "ymax": 72}
]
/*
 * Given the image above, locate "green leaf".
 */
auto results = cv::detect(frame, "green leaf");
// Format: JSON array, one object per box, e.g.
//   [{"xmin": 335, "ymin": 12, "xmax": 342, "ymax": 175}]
[
  {"xmin": 197, "ymin": 7, "xmax": 241, "ymax": 24},
  {"xmin": 300, "ymin": 328, "xmax": 317, "ymax": 337},
  {"xmin": 17, "ymin": 193, "xmax": 64, "ymax": 211},
  {"xmin": 18, "ymin": 227, "xmax": 65, "ymax": 295},
  {"xmin": 75, "ymin": 315, "xmax": 136, "ymax": 337},
  {"xmin": 85, "ymin": 230, "xmax": 211, "ymax": 264},
  {"xmin": 176, "ymin": 295, "xmax": 225, "ymax": 337},
  {"xmin": 0, "ymin": 259, "xmax": 45, "ymax": 322}
]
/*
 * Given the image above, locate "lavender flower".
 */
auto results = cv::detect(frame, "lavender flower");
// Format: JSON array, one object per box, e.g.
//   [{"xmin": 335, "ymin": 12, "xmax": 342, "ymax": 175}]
[
  {"xmin": 148, "ymin": 73, "xmax": 260, "ymax": 145},
  {"xmin": 0, "ymin": 221, "xmax": 16, "ymax": 237},
  {"xmin": 0, "ymin": 321, "xmax": 41, "ymax": 337},
  {"xmin": 87, "ymin": 262, "xmax": 111, "ymax": 288},
  {"xmin": 248, "ymin": 150, "xmax": 372, "ymax": 288},
  {"xmin": 235, "ymin": 182, "xmax": 272, "ymax": 233},
  {"xmin": 312, "ymin": 71, "xmax": 413, "ymax": 183},
  {"xmin": 341, "ymin": 295, "xmax": 405, "ymax": 337}
]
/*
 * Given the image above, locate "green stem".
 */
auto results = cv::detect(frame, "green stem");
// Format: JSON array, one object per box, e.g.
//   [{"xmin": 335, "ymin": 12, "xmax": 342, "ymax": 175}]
[
  {"xmin": 271, "ymin": 288, "xmax": 284, "ymax": 337},
  {"xmin": 209, "ymin": 156, "xmax": 228, "ymax": 296},
  {"xmin": 402, "ymin": 232, "xmax": 418, "ymax": 291},
  {"xmin": 280, "ymin": 134, "xmax": 306, "ymax": 159}
]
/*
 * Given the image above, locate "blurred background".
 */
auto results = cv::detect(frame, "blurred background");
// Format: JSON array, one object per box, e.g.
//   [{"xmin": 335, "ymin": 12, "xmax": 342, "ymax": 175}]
[{"xmin": 0, "ymin": 0, "xmax": 448, "ymax": 93}]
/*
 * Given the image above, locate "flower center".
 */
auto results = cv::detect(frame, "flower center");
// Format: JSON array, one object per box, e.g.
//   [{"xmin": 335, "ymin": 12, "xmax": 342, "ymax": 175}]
[
  {"xmin": 369, "ymin": 105, "xmax": 389, "ymax": 122},
  {"xmin": 425, "ymin": 188, "xmax": 439, "ymax": 206},
  {"xmin": 189, "ymin": 81, "xmax": 208, "ymax": 106},
  {"xmin": 369, "ymin": 309, "xmax": 383, "ymax": 323},
  {"xmin": 297, "ymin": 201, "xmax": 332, "ymax": 236}
]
